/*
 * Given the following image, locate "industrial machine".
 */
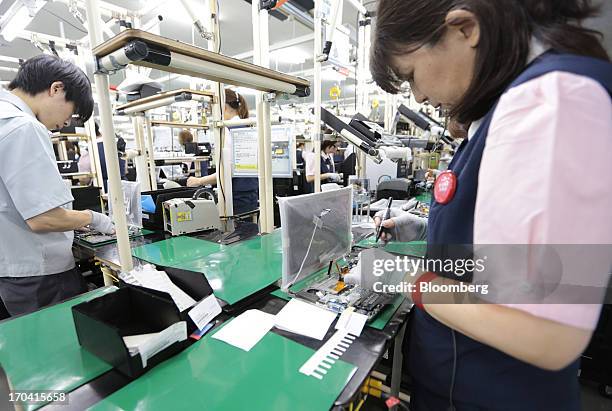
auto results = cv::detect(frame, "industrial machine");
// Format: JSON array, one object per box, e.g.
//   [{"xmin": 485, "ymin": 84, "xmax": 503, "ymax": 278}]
[{"xmin": 162, "ymin": 188, "xmax": 221, "ymax": 236}]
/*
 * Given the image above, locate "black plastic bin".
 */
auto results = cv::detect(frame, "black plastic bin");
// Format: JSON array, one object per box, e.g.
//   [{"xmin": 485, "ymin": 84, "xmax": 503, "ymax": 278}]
[{"xmin": 72, "ymin": 285, "xmax": 190, "ymax": 379}]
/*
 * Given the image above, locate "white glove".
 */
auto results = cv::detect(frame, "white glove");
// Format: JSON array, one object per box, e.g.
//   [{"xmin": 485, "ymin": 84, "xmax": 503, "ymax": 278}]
[
  {"xmin": 327, "ymin": 173, "xmax": 341, "ymax": 183},
  {"xmin": 89, "ymin": 211, "xmax": 115, "ymax": 234},
  {"xmin": 374, "ymin": 208, "xmax": 427, "ymax": 242}
]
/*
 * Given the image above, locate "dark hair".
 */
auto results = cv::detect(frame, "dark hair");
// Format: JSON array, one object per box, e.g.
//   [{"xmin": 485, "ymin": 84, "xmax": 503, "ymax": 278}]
[
  {"xmin": 372, "ymin": 0, "xmax": 609, "ymax": 124},
  {"xmin": 94, "ymin": 122, "xmax": 101, "ymax": 137},
  {"xmin": 321, "ymin": 140, "xmax": 337, "ymax": 152},
  {"xmin": 8, "ymin": 54, "xmax": 94, "ymax": 122},
  {"xmin": 297, "ymin": 142, "xmax": 305, "ymax": 148},
  {"xmin": 178, "ymin": 129, "xmax": 194, "ymax": 145},
  {"xmin": 224, "ymin": 88, "xmax": 249, "ymax": 119}
]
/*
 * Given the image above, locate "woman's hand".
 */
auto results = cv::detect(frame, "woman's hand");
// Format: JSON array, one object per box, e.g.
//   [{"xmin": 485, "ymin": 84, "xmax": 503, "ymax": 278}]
[
  {"xmin": 373, "ymin": 214, "xmax": 396, "ymax": 241},
  {"xmin": 373, "ymin": 209, "xmax": 427, "ymax": 242},
  {"xmin": 187, "ymin": 176, "xmax": 202, "ymax": 187}
]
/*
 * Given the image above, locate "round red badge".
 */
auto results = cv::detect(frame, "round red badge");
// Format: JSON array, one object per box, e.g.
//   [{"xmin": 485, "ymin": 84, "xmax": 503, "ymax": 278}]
[{"xmin": 434, "ymin": 170, "xmax": 457, "ymax": 204}]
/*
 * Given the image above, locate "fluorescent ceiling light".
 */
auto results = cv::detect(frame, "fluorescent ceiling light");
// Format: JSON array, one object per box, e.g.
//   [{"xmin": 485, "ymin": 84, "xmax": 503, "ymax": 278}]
[
  {"xmin": 0, "ymin": 55, "xmax": 20, "ymax": 63},
  {"xmin": 2, "ymin": 6, "xmax": 33, "ymax": 42},
  {"xmin": 321, "ymin": 68, "xmax": 348, "ymax": 82},
  {"xmin": 270, "ymin": 46, "xmax": 310, "ymax": 65},
  {"xmin": 231, "ymin": 86, "xmax": 259, "ymax": 96}
]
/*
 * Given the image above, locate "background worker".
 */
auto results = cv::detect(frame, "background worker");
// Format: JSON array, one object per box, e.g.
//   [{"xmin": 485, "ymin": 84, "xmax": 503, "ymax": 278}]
[{"xmin": 187, "ymin": 89, "xmax": 259, "ymax": 215}]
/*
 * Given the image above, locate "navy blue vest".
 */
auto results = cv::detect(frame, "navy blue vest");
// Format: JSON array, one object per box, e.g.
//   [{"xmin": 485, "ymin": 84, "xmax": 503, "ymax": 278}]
[
  {"xmin": 232, "ymin": 177, "xmax": 258, "ymax": 215},
  {"xmin": 412, "ymin": 52, "xmax": 612, "ymax": 410}
]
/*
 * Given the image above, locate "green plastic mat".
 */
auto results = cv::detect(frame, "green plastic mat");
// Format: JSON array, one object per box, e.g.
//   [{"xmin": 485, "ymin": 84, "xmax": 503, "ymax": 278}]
[
  {"xmin": 131, "ymin": 235, "xmax": 222, "ymax": 265},
  {"xmin": 174, "ymin": 231, "xmax": 283, "ymax": 305},
  {"xmin": 271, "ymin": 268, "xmax": 405, "ymax": 331},
  {"xmin": 90, "ymin": 322, "xmax": 357, "ymax": 411},
  {"xmin": 132, "ymin": 231, "xmax": 283, "ymax": 306},
  {"xmin": 415, "ymin": 192, "xmax": 432, "ymax": 204},
  {"xmin": 0, "ymin": 287, "xmax": 117, "ymax": 411}
]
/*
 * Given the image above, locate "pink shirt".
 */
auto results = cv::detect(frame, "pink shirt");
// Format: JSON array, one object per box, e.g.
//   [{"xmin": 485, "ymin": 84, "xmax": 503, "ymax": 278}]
[{"xmin": 474, "ymin": 71, "xmax": 612, "ymax": 330}]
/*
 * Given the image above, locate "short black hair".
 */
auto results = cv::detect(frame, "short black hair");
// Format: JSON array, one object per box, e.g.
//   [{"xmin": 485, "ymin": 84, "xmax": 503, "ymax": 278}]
[
  {"xmin": 8, "ymin": 54, "xmax": 94, "ymax": 122},
  {"xmin": 321, "ymin": 140, "xmax": 337, "ymax": 152}
]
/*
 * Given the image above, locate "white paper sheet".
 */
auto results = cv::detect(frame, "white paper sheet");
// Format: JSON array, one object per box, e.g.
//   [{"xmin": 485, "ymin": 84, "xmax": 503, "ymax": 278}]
[
  {"xmin": 188, "ymin": 294, "xmax": 222, "ymax": 330},
  {"xmin": 123, "ymin": 321, "xmax": 187, "ymax": 368},
  {"xmin": 121, "ymin": 266, "xmax": 197, "ymax": 312},
  {"xmin": 335, "ymin": 307, "xmax": 368, "ymax": 337},
  {"xmin": 274, "ymin": 299, "xmax": 337, "ymax": 341},
  {"xmin": 211, "ymin": 310, "xmax": 276, "ymax": 352}
]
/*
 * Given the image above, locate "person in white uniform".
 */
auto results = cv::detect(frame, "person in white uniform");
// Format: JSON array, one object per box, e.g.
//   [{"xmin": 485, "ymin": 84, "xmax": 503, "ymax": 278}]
[
  {"xmin": 187, "ymin": 88, "xmax": 259, "ymax": 215},
  {"xmin": 0, "ymin": 54, "xmax": 114, "ymax": 316}
]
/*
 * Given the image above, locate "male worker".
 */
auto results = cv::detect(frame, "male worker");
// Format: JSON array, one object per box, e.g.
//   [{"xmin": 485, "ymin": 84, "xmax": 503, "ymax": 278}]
[{"xmin": 0, "ymin": 54, "xmax": 114, "ymax": 316}]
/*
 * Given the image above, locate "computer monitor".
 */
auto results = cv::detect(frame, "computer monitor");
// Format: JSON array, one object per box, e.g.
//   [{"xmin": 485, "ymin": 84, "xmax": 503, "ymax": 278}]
[{"xmin": 279, "ymin": 187, "xmax": 353, "ymax": 291}]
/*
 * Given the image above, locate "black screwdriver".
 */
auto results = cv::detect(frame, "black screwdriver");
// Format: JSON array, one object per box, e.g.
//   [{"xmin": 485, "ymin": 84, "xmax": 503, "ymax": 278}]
[{"xmin": 376, "ymin": 197, "xmax": 393, "ymax": 243}]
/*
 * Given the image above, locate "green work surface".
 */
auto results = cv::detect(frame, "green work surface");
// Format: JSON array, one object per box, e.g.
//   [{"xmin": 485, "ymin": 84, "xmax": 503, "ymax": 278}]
[
  {"xmin": 132, "ymin": 231, "xmax": 283, "ymax": 305},
  {"xmin": 174, "ymin": 230, "xmax": 283, "ymax": 305},
  {"xmin": 131, "ymin": 235, "xmax": 222, "ymax": 265},
  {"xmin": 90, "ymin": 323, "xmax": 357, "ymax": 411},
  {"xmin": 271, "ymin": 268, "xmax": 405, "ymax": 331},
  {"xmin": 356, "ymin": 238, "xmax": 427, "ymax": 258},
  {"xmin": 0, "ymin": 287, "xmax": 117, "ymax": 411},
  {"xmin": 415, "ymin": 192, "xmax": 432, "ymax": 204}
]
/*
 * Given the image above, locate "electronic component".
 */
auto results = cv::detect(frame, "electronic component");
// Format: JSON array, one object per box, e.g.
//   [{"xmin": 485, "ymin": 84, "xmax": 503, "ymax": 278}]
[{"xmin": 162, "ymin": 189, "xmax": 221, "ymax": 235}]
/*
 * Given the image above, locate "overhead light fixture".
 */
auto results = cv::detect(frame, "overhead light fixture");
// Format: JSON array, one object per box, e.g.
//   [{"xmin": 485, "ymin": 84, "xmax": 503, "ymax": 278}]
[
  {"xmin": 270, "ymin": 46, "xmax": 309, "ymax": 65},
  {"xmin": 321, "ymin": 67, "xmax": 348, "ymax": 82},
  {"xmin": 0, "ymin": 0, "xmax": 47, "ymax": 42},
  {"xmin": 232, "ymin": 86, "xmax": 259, "ymax": 96},
  {"xmin": 1, "ymin": 5, "xmax": 31, "ymax": 42},
  {"xmin": 0, "ymin": 55, "xmax": 20, "ymax": 63}
]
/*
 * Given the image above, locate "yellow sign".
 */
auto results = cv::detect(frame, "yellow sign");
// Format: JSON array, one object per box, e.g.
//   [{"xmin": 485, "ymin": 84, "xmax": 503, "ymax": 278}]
[
  {"xmin": 176, "ymin": 211, "xmax": 192, "ymax": 222},
  {"xmin": 329, "ymin": 85, "xmax": 341, "ymax": 99}
]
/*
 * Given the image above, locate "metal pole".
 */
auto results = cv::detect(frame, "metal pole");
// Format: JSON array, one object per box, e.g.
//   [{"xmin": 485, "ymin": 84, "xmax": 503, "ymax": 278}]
[
  {"xmin": 357, "ymin": 8, "xmax": 369, "ymax": 179},
  {"xmin": 85, "ymin": 0, "xmax": 133, "ymax": 272},
  {"xmin": 208, "ymin": 0, "xmax": 232, "ymax": 223},
  {"xmin": 252, "ymin": 1, "xmax": 274, "ymax": 232},
  {"xmin": 144, "ymin": 116, "xmax": 158, "ymax": 190},
  {"xmin": 262, "ymin": 97, "xmax": 274, "ymax": 231},
  {"xmin": 253, "ymin": 0, "xmax": 266, "ymax": 231},
  {"xmin": 73, "ymin": 46, "xmax": 105, "ymax": 190},
  {"xmin": 313, "ymin": 1, "xmax": 323, "ymax": 193},
  {"xmin": 131, "ymin": 116, "xmax": 151, "ymax": 191}
]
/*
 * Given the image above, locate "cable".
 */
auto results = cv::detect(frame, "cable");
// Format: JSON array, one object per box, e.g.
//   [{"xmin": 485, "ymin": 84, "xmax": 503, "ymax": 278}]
[
  {"xmin": 216, "ymin": 0, "xmax": 221, "ymax": 52},
  {"xmin": 287, "ymin": 209, "xmax": 331, "ymax": 290},
  {"xmin": 41, "ymin": 9, "xmax": 88, "ymax": 34},
  {"xmin": 354, "ymin": 394, "xmax": 368, "ymax": 411},
  {"xmin": 448, "ymin": 329, "xmax": 457, "ymax": 411},
  {"xmin": 289, "ymin": 218, "xmax": 320, "ymax": 288}
]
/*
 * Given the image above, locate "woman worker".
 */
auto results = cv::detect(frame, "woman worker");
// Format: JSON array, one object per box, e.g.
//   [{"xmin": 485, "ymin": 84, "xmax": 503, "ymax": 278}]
[
  {"xmin": 187, "ymin": 89, "xmax": 259, "ymax": 215},
  {"xmin": 371, "ymin": 0, "xmax": 612, "ymax": 409},
  {"xmin": 304, "ymin": 139, "xmax": 342, "ymax": 192}
]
